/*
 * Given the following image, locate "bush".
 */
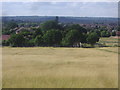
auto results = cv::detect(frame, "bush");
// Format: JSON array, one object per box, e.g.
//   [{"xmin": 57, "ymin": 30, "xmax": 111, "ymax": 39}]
[{"xmin": 25, "ymin": 39, "xmax": 35, "ymax": 47}]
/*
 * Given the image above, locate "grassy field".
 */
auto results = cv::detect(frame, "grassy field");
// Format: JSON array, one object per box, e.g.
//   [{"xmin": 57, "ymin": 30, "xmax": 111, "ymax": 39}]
[
  {"xmin": 99, "ymin": 37, "xmax": 119, "ymax": 47},
  {"xmin": 2, "ymin": 47, "xmax": 118, "ymax": 88}
]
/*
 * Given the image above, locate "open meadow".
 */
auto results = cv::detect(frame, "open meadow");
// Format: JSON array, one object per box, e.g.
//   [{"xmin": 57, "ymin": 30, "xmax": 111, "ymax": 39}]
[
  {"xmin": 2, "ymin": 1, "xmax": 119, "ymax": 88},
  {"xmin": 2, "ymin": 46, "xmax": 118, "ymax": 88}
]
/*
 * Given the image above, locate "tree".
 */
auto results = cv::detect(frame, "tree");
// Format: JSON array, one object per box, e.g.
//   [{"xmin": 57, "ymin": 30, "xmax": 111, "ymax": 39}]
[
  {"xmin": 112, "ymin": 31, "xmax": 116, "ymax": 36},
  {"xmin": 26, "ymin": 39, "xmax": 35, "ymax": 47},
  {"xmin": 2, "ymin": 40, "xmax": 9, "ymax": 46},
  {"xmin": 20, "ymin": 30, "xmax": 33, "ymax": 40},
  {"xmin": 61, "ymin": 29, "xmax": 83, "ymax": 47},
  {"xmin": 41, "ymin": 20, "xmax": 59, "ymax": 31},
  {"xmin": 43, "ymin": 30, "xmax": 62, "ymax": 46},
  {"xmin": 118, "ymin": 26, "xmax": 120, "ymax": 31},
  {"xmin": 101, "ymin": 31, "xmax": 111, "ymax": 37},
  {"xmin": 81, "ymin": 34, "xmax": 87, "ymax": 43},
  {"xmin": 94, "ymin": 29, "xmax": 101, "ymax": 37},
  {"xmin": 8, "ymin": 34, "xmax": 26, "ymax": 47},
  {"xmin": 32, "ymin": 28, "xmax": 43, "ymax": 38},
  {"xmin": 2, "ymin": 29, "xmax": 12, "ymax": 35},
  {"xmin": 5, "ymin": 21, "xmax": 18, "ymax": 30},
  {"xmin": 55, "ymin": 16, "xmax": 59, "ymax": 23},
  {"xmin": 2, "ymin": 21, "xmax": 18, "ymax": 35},
  {"xmin": 34, "ymin": 35, "xmax": 43, "ymax": 46},
  {"xmin": 67, "ymin": 24, "xmax": 87, "ymax": 34},
  {"xmin": 87, "ymin": 32, "xmax": 99, "ymax": 47}
]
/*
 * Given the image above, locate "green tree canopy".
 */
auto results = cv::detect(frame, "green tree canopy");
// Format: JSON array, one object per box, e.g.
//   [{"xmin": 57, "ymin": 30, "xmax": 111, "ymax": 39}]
[
  {"xmin": 67, "ymin": 24, "xmax": 87, "ymax": 34},
  {"xmin": 62, "ymin": 29, "xmax": 83, "ymax": 46},
  {"xmin": 117, "ymin": 26, "xmax": 120, "ymax": 31},
  {"xmin": 101, "ymin": 31, "xmax": 111, "ymax": 37},
  {"xmin": 2, "ymin": 21, "xmax": 18, "ymax": 35},
  {"xmin": 32, "ymin": 28, "xmax": 43, "ymax": 38},
  {"xmin": 34, "ymin": 35, "xmax": 43, "ymax": 46},
  {"xmin": 87, "ymin": 32, "xmax": 99, "ymax": 46},
  {"xmin": 19, "ymin": 30, "xmax": 33, "ymax": 40},
  {"xmin": 6, "ymin": 21, "xmax": 18, "ymax": 30},
  {"xmin": 43, "ymin": 30, "xmax": 62, "ymax": 46},
  {"xmin": 112, "ymin": 31, "xmax": 116, "ymax": 36},
  {"xmin": 41, "ymin": 20, "xmax": 59, "ymax": 31},
  {"xmin": 8, "ymin": 34, "xmax": 26, "ymax": 47}
]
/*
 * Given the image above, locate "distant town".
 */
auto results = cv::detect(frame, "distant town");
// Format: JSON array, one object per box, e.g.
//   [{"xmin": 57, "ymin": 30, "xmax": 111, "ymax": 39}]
[{"xmin": 1, "ymin": 16, "xmax": 119, "ymax": 47}]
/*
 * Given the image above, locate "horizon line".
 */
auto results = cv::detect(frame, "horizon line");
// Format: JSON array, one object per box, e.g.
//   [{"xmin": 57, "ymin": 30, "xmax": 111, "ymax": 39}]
[{"xmin": 1, "ymin": 15, "xmax": 118, "ymax": 18}]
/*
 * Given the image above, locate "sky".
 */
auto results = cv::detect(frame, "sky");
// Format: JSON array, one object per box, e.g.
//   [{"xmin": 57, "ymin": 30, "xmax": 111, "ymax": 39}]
[{"xmin": 2, "ymin": 1, "xmax": 118, "ymax": 17}]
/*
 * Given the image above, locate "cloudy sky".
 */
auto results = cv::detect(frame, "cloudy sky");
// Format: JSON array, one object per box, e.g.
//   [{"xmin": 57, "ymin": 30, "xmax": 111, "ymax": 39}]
[{"xmin": 2, "ymin": 2, "xmax": 118, "ymax": 17}]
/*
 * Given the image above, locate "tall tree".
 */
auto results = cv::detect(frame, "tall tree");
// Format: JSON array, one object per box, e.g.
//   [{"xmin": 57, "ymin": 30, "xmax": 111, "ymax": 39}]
[
  {"xmin": 8, "ymin": 34, "xmax": 26, "ymax": 47},
  {"xmin": 62, "ymin": 29, "xmax": 83, "ymax": 47},
  {"xmin": 55, "ymin": 16, "xmax": 59, "ymax": 23},
  {"xmin": 6, "ymin": 21, "xmax": 18, "ymax": 30},
  {"xmin": 101, "ymin": 31, "xmax": 110, "ymax": 37},
  {"xmin": 43, "ymin": 30, "xmax": 62, "ymax": 46},
  {"xmin": 41, "ymin": 20, "xmax": 59, "ymax": 31},
  {"xmin": 67, "ymin": 24, "xmax": 87, "ymax": 34},
  {"xmin": 32, "ymin": 28, "xmax": 43, "ymax": 38},
  {"xmin": 87, "ymin": 32, "xmax": 99, "ymax": 47},
  {"xmin": 34, "ymin": 35, "xmax": 43, "ymax": 46}
]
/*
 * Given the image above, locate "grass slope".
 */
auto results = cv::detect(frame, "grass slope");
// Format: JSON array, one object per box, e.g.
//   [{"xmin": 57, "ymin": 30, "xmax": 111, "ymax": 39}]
[{"xmin": 2, "ymin": 47, "xmax": 118, "ymax": 88}]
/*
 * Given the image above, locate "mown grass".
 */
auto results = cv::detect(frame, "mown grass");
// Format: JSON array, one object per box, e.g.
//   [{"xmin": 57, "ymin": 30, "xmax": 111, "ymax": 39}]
[
  {"xmin": 99, "ymin": 37, "xmax": 119, "ymax": 47},
  {"xmin": 2, "ymin": 47, "xmax": 118, "ymax": 88}
]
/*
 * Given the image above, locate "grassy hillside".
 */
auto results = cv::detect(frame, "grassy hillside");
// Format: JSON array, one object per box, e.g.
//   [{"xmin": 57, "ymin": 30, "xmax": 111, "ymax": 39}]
[{"xmin": 2, "ymin": 47, "xmax": 118, "ymax": 88}]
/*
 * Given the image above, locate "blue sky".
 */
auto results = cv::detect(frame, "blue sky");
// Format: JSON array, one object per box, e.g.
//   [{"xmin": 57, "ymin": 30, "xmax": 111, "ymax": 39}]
[{"xmin": 2, "ymin": 2, "xmax": 118, "ymax": 17}]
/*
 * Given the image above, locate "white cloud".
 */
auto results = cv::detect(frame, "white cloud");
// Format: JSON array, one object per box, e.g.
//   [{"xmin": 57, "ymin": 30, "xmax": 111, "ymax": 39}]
[
  {"xmin": 1, "ymin": 2, "xmax": 118, "ymax": 17},
  {"xmin": 50, "ymin": 2, "xmax": 57, "ymax": 5},
  {"xmin": 70, "ymin": 2, "xmax": 79, "ymax": 7}
]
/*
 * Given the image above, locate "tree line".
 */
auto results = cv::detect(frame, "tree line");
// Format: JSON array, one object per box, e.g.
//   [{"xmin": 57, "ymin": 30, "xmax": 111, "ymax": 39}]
[{"xmin": 2, "ymin": 18, "xmax": 113, "ymax": 47}]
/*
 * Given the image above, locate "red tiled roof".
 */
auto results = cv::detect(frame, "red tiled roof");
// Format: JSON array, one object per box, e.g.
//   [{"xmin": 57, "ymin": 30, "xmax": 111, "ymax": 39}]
[
  {"xmin": 116, "ymin": 31, "xmax": 120, "ymax": 36},
  {"xmin": 0, "ymin": 35, "xmax": 10, "ymax": 40}
]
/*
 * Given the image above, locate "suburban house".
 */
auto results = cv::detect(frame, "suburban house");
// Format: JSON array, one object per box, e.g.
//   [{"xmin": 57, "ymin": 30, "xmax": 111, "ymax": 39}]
[{"xmin": 0, "ymin": 35, "xmax": 11, "ymax": 41}]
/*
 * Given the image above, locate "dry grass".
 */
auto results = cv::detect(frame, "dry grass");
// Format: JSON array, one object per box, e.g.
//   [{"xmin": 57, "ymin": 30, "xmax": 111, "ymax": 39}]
[{"xmin": 2, "ymin": 47, "xmax": 118, "ymax": 88}]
